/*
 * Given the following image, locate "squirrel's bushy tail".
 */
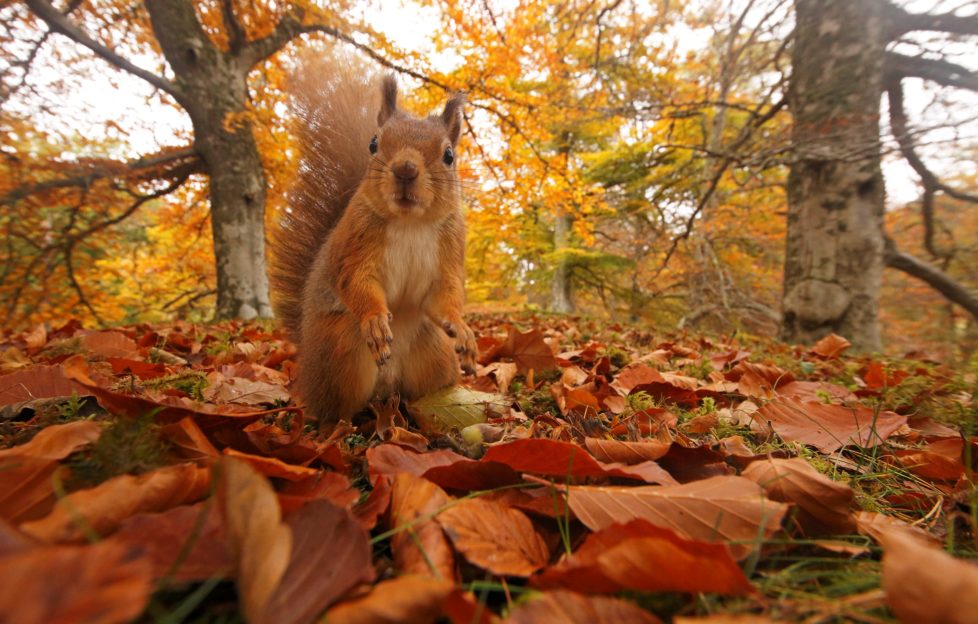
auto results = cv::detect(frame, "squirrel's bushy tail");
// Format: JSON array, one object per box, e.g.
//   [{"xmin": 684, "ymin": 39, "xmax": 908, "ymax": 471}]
[{"xmin": 270, "ymin": 53, "xmax": 380, "ymax": 338}]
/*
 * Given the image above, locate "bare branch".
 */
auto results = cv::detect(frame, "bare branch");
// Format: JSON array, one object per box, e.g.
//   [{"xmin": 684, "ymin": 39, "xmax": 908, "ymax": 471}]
[
  {"xmin": 885, "ymin": 52, "xmax": 978, "ymax": 91},
  {"xmin": 220, "ymin": 0, "xmax": 246, "ymax": 53},
  {"xmin": 885, "ymin": 78, "xmax": 978, "ymax": 260},
  {"xmin": 883, "ymin": 1, "xmax": 978, "ymax": 39},
  {"xmin": 884, "ymin": 237, "xmax": 978, "ymax": 321},
  {"xmin": 1, "ymin": 147, "xmax": 200, "ymax": 206},
  {"xmin": 23, "ymin": 0, "xmax": 182, "ymax": 101}
]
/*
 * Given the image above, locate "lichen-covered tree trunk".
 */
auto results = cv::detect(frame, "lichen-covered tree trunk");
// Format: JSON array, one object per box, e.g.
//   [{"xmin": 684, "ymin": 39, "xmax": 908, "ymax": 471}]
[
  {"xmin": 144, "ymin": 0, "xmax": 273, "ymax": 320},
  {"xmin": 551, "ymin": 212, "xmax": 575, "ymax": 313},
  {"xmin": 781, "ymin": 0, "xmax": 887, "ymax": 351}
]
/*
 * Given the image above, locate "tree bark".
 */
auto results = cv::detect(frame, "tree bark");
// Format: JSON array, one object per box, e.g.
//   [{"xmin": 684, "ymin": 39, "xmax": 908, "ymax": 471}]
[
  {"xmin": 781, "ymin": 0, "xmax": 887, "ymax": 351},
  {"xmin": 550, "ymin": 212, "xmax": 576, "ymax": 313},
  {"xmin": 143, "ymin": 0, "xmax": 272, "ymax": 319}
]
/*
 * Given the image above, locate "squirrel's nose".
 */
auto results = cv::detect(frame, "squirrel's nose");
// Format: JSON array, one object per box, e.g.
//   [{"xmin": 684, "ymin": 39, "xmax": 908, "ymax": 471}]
[{"xmin": 393, "ymin": 161, "xmax": 418, "ymax": 183}]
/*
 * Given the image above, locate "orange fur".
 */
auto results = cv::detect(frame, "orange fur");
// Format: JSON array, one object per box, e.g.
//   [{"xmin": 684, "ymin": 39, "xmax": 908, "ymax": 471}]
[{"xmin": 271, "ymin": 59, "xmax": 475, "ymax": 425}]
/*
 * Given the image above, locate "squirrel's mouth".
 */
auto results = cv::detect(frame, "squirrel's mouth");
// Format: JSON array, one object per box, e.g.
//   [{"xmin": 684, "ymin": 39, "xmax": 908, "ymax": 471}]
[{"xmin": 391, "ymin": 191, "xmax": 420, "ymax": 211}]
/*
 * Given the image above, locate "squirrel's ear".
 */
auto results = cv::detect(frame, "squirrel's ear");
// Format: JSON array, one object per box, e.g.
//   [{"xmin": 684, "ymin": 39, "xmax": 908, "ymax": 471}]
[
  {"xmin": 441, "ymin": 92, "xmax": 465, "ymax": 145},
  {"xmin": 378, "ymin": 74, "xmax": 398, "ymax": 126}
]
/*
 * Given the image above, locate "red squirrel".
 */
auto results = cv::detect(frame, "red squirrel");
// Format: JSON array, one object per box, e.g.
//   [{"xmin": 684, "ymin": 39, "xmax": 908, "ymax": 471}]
[{"xmin": 270, "ymin": 61, "xmax": 477, "ymax": 426}]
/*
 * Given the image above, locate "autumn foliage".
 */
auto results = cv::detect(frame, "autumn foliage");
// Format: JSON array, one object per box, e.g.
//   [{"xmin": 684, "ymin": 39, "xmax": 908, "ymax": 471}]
[{"xmin": 1, "ymin": 314, "xmax": 976, "ymax": 622}]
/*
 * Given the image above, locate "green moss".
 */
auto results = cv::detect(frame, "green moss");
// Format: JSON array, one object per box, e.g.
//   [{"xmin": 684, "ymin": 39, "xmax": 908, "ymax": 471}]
[
  {"xmin": 66, "ymin": 413, "xmax": 170, "ymax": 489},
  {"xmin": 140, "ymin": 372, "xmax": 209, "ymax": 401}
]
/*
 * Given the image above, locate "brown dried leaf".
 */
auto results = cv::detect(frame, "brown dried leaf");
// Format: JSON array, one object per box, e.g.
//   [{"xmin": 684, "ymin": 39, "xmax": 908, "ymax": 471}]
[
  {"xmin": 222, "ymin": 447, "xmax": 319, "ymax": 481},
  {"xmin": 504, "ymin": 590, "xmax": 661, "ymax": 624},
  {"xmin": 0, "ymin": 364, "xmax": 84, "ymax": 407},
  {"xmin": 501, "ymin": 327, "xmax": 557, "ymax": 373},
  {"xmin": 810, "ymin": 333, "xmax": 852, "ymax": 359},
  {"xmin": 21, "ymin": 462, "xmax": 210, "ymax": 543},
  {"xmin": 741, "ymin": 458, "xmax": 855, "ymax": 534},
  {"xmin": 261, "ymin": 500, "xmax": 375, "ymax": 624},
  {"xmin": 754, "ymin": 398, "xmax": 907, "ymax": 453},
  {"xmin": 389, "ymin": 472, "xmax": 456, "ymax": 580},
  {"xmin": 107, "ymin": 503, "xmax": 231, "ymax": 582},
  {"xmin": 437, "ymin": 498, "xmax": 549, "ymax": 577},
  {"xmin": 584, "ymin": 438, "xmax": 671, "ymax": 463},
  {"xmin": 567, "ymin": 476, "xmax": 788, "ymax": 559},
  {"xmin": 533, "ymin": 519, "xmax": 753, "ymax": 595},
  {"xmin": 879, "ymin": 527, "xmax": 978, "ymax": 624},
  {"xmin": 0, "ymin": 539, "xmax": 153, "ymax": 624},
  {"xmin": 219, "ymin": 457, "xmax": 292, "ymax": 623},
  {"xmin": 324, "ymin": 575, "xmax": 454, "ymax": 624},
  {"xmin": 81, "ymin": 331, "xmax": 140, "ymax": 360}
]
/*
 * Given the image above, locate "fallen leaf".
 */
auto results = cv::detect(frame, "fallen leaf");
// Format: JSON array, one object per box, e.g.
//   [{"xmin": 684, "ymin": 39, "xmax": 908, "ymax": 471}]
[
  {"xmin": 408, "ymin": 386, "xmax": 509, "ymax": 433},
  {"xmin": 532, "ymin": 519, "xmax": 753, "ymax": 595},
  {"xmin": 0, "ymin": 419, "xmax": 101, "ymax": 461},
  {"xmin": 741, "ymin": 458, "xmax": 855, "ymax": 534},
  {"xmin": 21, "ymin": 462, "xmax": 211, "ymax": 543},
  {"xmin": 222, "ymin": 447, "xmax": 319, "ymax": 481},
  {"xmin": 219, "ymin": 457, "xmax": 292, "ymax": 623},
  {"xmin": 879, "ymin": 527, "xmax": 978, "ymax": 624},
  {"xmin": 107, "ymin": 503, "xmax": 231, "ymax": 582},
  {"xmin": 261, "ymin": 500, "xmax": 375, "ymax": 624},
  {"xmin": 567, "ymin": 476, "xmax": 788, "ymax": 559},
  {"xmin": 584, "ymin": 438, "xmax": 671, "ymax": 463},
  {"xmin": 810, "ymin": 333, "xmax": 852, "ymax": 358},
  {"xmin": 0, "ymin": 539, "xmax": 153, "ymax": 624},
  {"xmin": 81, "ymin": 331, "xmax": 140, "ymax": 360},
  {"xmin": 890, "ymin": 438, "xmax": 966, "ymax": 481},
  {"xmin": 324, "ymin": 575, "xmax": 454, "ymax": 624},
  {"xmin": 504, "ymin": 590, "xmax": 661, "ymax": 623},
  {"xmin": 277, "ymin": 471, "xmax": 360, "ymax": 515},
  {"xmin": 500, "ymin": 327, "xmax": 557, "ymax": 373},
  {"xmin": 437, "ymin": 498, "xmax": 550, "ymax": 577},
  {"xmin": 160, "ymin": 417, "xmax": 220, "ymax": 463},
  {"xmin": 0, "ymin": 364, "xmax": 84, "ymax": 407},
  {"xmin": 754, "ymin": 398, "xmax": 907, "ymax": 453},
  {"xmin": 389, "ymin": 472, "xmax": 456, "ymax": 580}
]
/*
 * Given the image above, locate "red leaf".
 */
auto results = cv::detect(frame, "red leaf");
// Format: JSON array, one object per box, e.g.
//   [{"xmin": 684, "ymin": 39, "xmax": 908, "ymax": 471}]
[
  {"xmin": 0, "ymin": 540, "xmax": 153, "ymax": 624},
  {"xmin": 754, "ymin": 398, "xmax": 907, "ymax": 453},
  {"xmin": 0, "ymin": 364, "xmax": 85, "ymax": 407},
  {"xmin": 533, "ymin": 519, "xmax": 753, "ymax": 595}
]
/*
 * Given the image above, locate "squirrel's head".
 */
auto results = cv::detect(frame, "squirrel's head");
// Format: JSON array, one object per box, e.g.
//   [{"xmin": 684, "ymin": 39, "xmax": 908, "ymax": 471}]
[{"xmin": 367, "ymin": 74, "xmax": 465, "ymax": 219}]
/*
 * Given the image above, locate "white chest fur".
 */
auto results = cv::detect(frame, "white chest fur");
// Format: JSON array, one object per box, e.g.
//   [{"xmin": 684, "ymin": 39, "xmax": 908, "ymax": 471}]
[{"xmin": 382, "ymin": 220, "xmax": 441, "ymax": 310}]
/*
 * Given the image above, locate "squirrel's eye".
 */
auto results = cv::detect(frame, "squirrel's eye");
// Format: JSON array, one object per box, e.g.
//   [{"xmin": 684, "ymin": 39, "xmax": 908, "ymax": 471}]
[
  {"xmin": 442, "ymin": 147, "xmax": 454, "ymax": 166},
  {"xmin": 369, "ymin": 136, "xmax": 378, "ymax": 154}
]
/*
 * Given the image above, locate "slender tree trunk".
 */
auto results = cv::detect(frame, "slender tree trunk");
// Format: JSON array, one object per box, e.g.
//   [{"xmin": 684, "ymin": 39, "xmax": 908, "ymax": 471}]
[
  {"xmin": 781, "ymin": 0, "xmax": 886, "ymax": 351},
  {"xmin": 551, "ymin": 212, "xmax": 575, "ymax": 313}
]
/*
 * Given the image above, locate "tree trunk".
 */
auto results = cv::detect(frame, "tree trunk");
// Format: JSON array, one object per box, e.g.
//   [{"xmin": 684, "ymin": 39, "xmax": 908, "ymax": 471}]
[
  {"xmin": 551, "ymin": 212, "xmax": 575, "ymax": 313},
  {"xmin": 144, "ymin": 0, "xmax": 272, "ymax": 320},
  {"xmin": 781, "ymin": 0, "xmax": 887, "ymax": 351}
]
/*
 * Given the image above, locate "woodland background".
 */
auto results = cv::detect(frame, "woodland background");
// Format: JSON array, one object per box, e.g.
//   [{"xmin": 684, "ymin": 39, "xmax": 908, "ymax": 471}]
[{"xmin": 1, "ymin": 0, "xmax": 977, "ymax": 360}]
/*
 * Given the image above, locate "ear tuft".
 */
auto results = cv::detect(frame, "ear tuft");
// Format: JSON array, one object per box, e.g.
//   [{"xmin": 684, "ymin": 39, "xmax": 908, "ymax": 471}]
[
  {"xmin": 441, "ymin": 92, "xmax": 465, "ymax": 145},
  {"xmin": 377, "ymin": 74, "xmax": 398, "ymax": 126}
]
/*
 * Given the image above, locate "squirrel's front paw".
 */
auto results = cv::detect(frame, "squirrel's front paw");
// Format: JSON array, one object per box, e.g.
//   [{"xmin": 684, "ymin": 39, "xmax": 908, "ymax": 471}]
[
  {"xmin": 362, "ymin": 311, "xmax": 393, "ymax": 366},
  {"xmin": 441, "ymin": 318, "xmax": 477, "ymax": 375}
]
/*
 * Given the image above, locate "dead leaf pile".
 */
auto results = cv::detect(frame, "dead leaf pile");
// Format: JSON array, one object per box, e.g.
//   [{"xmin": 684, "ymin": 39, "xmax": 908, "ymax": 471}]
[{"xmin": 0, "ymin": 317, "xmax": 974, "ymax": 622}]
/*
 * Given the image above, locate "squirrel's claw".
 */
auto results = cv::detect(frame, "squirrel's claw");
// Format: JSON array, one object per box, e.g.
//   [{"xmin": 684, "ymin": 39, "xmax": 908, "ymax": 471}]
[
  {"xmin": 363, "ymin": 312, "xmax": 393, "ymax": 367},
  {"xmin": 441, "ymin": 317, "xmax": 477, "ymax": 375}
]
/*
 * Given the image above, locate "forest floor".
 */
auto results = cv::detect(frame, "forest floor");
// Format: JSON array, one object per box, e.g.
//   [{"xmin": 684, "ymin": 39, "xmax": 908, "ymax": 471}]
[{"xmin": 0, "ymin": 312, "xmax": 975, "ymax": 623}]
